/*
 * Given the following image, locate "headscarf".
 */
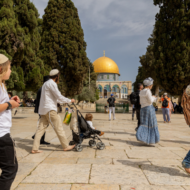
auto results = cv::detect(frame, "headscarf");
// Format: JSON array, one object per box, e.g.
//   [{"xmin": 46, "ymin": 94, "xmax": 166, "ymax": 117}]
[{"xmin": 143, "ymin": 77, "xmax": 154, "ymax": 87}]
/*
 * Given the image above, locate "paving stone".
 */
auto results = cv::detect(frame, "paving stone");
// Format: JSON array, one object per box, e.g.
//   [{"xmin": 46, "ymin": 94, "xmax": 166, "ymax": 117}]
[
  {"xmin": 121, "ymin": 185, "xmax": 184, "ymax": 190},
  {"xmin": 96, "ymin": 149, "xmax": 128, "ymax": 159},
  {"xmin": 19, "ymin": 151, "xmax": 52, "ymax": 163},
  {"xmin": 15, "ymin": 184, "xmax": 71, "ymax": 190},
  {"xmin": 23, "ymin": 164, "xmax": 91, "ymax": 184},
  {"xmin": 148, "ymin": 159, "xmax": 181, "ymax": 166},
  {"xmin": 71, "ymin": 184, "xmax": 119, "ymax": 190},
  {"xmin": 142, "ymin": 165, "xmax": 190, "ymax": 185},
  {"xmin": 43, "ymin": 157, "xmax": 78, "ymax": 164},
  {"xmin": 90, "ymin": 164, "xmax": 149, "ymax": 185},
  {"xmin": 48, "ymin": 148, "xmax": 95, "ymax": 158},
  {"xmin": 125, "ymin": 150, "xmax": 181, "ymax": 159},
  {"xmin": 183, "ymin": 186, "xmax": 190, "ymax": 190},
  {"xmin": 171, "ymin": 150, "xmax": 188, "ymax": 159},
  {"xmin": 113, "ymin": 159, "xmax": 151, "ymax": 166},
  {"xmin": 77, "ymin": 158, "xmax": 112, "ymax": 164}
]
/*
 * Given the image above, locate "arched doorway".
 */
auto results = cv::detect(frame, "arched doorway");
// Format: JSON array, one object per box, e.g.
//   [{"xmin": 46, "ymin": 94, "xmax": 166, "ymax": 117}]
[
  {"xmin": 121, "ymin": 85, "xmax": 128, "ymax": 98},
  {"xmin": 104, "ymin": 85, "xmax": 111, "ymax": 98}
]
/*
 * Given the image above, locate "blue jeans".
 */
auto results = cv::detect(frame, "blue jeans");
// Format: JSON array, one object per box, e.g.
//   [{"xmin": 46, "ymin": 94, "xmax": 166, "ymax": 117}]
[
  {"xmin": 162, "ymin": 108, "xmax": 170, "ymax": 122},
  {"xmin": 182, "ymin": 151, "xmax": 190, "ymax": 168}
]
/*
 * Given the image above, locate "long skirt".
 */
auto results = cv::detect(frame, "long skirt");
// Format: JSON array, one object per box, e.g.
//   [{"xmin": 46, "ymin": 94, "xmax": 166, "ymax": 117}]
[{"xmin": 136, "ymin": 105, "xmax": 160, "ymax": 144}]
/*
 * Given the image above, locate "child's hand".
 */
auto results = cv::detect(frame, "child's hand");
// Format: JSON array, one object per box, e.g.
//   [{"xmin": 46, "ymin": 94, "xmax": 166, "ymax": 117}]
[{"xmin": 11, "ymin": 96, "xmax": 20, "ymax": 103}]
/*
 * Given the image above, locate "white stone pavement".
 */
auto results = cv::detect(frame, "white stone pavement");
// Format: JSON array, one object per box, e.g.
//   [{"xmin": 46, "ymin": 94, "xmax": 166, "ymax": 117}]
[{"xmin": 2, "ymin": 109, "xmax": 190, "ymax": 190}]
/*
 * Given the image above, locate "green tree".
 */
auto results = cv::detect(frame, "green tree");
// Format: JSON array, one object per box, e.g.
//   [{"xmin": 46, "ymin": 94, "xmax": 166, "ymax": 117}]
[
  {"xmin": 76, "ymin": 59, "xmax": 98, "ymax": 103},
  {"xmin": 134, "ymin": 33, "xmax": 160, "ymax": 95},
  {"xmin": 13, "ymin": 0, "xmax": 47, "ymax": 92},
  {"xmin": 40, "ymin": 0, "xmax": 89, "ymax": 96},
  {"xmin": 153, "ymin": 0, "xmax": 190, "ymax": 96}
]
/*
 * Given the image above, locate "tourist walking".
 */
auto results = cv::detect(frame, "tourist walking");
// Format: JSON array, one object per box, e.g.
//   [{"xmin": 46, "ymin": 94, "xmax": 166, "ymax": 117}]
[
  {"xmin": 136, "ymin": 77, "xmax": 160, "ymax": 145},
  {"xmin": 0, "ymin": 54, "xmax": 20, "ymax": 190},
  {"xmin": 107, "ymin": 94, "xmax": 116, "ymax": 121},
  {"xmin": 130, "ymin": 83, "xmax": 143, "ymax": 129},
  {"xmin": 160, "ymin": 93, "xmax": 171, "ymax": 123},
  {"xmin": 31, "ymin": 69, "xmax": 75, "ymax": 154},
  {"xmin": 32, "ymin": 75, "xmax": 50, "ymax": 145}
]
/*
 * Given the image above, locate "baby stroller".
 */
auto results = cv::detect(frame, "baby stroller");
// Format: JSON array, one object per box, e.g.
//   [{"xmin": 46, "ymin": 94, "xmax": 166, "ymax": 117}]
[{"xmin": 68, "ymin": 104, "xmax": 105, "ymax": 152}]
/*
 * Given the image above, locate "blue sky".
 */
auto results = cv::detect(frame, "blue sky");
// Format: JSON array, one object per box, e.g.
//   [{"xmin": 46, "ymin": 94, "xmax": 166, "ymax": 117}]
[{"xmin": 33, "ymin": 0, "xmax": 159, "ymax": 82}]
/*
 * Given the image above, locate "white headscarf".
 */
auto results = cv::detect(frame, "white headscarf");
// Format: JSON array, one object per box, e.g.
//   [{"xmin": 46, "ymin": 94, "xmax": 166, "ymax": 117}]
[{"xmin": 143, "ymin": 77, "xmax": 154, "ymax": 87}]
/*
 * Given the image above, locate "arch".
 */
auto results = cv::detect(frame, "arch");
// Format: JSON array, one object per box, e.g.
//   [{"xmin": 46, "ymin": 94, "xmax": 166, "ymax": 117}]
[
  {"xmin": 104, "ymin": 85, "xmax": 111, "ymax": 98},
  {"xmin": 112, "ymin": 85, "xmax": 120, "ymax": 93},
  {"xmin": 121, "ymin": 85, "xmax": 128, "ymax": 94},
  {"xmin": 97, "ymin": 84, "xmax": 103, "ymax": 93},
  {"xmin": 104, "ymin": 85, "xmax": 111, "ymax": 92}
]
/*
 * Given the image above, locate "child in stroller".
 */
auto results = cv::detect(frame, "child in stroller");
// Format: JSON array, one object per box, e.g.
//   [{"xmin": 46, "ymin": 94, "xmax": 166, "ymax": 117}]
[
  {"xmin": 69, "ymin": 104, "xmax": 105, "ymax": 152},
  {"xmin": 85, "ymin": 113, "xmax": 104, "ymax": 136}
]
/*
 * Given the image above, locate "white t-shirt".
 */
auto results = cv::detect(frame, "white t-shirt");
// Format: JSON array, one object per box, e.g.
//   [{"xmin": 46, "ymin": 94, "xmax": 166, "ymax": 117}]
[
  {"xmin": 86, "ymin": 121, "xmax": 95, "ymax": 130},
  {"xmin": 0, "ymin": 84, "xmax": 12, "ymax": 137}
]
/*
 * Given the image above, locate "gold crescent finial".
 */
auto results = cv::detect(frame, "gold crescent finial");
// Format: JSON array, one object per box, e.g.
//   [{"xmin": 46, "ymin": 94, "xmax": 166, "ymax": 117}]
[{"xmin": 103, "ymin": 50, "xmax": 105, "ymax": 57}]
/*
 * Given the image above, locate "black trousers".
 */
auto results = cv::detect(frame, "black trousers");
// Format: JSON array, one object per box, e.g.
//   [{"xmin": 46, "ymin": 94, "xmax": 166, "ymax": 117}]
[
  {"xmin": 0, "ymin": 133, "xmax": 18, "ymax": 190},
  {"xmin": 136, "ymin": 108, "xmax": 141, "ymax": 128}
]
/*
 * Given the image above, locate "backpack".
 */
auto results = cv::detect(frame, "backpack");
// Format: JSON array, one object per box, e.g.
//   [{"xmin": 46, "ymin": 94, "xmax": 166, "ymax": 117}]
[
  {"xmin": 130, "ymin": 92, "xmax": 138, "ymax": 105},
  {"xmin": 162, "ymin": 98, "xmax": 168, "ymax": 108}
]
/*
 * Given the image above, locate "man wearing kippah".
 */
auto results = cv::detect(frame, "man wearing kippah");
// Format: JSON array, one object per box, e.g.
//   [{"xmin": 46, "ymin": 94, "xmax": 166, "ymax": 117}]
[{"xmin": 31, "ymin": 69, "xmax": 75, "ymax": 153}]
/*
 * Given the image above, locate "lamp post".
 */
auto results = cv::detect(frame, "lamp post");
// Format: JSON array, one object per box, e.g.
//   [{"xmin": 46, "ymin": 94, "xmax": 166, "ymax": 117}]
[{"xmin": 89, "ymin": 67, "xmax": 90, "ymax": 90}]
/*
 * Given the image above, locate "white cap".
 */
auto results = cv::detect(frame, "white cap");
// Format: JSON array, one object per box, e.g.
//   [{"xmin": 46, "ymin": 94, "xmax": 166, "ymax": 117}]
[
  {"xmin": 164, "ymin": 93, "xmax": 167, "ymax": 95},
  {"xmin": 0, "ymin": 54, "xmax": 8, "ymax": 65},
  {"xmin": 49, "ymin": 69, "xmax": 59, "ymax": 76}
]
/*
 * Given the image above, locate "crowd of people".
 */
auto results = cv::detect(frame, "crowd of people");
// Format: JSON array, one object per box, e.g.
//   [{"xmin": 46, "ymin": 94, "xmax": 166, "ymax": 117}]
[{"xmin": 0, "ymin": 53, "xmax": 190, "ymax": 190}]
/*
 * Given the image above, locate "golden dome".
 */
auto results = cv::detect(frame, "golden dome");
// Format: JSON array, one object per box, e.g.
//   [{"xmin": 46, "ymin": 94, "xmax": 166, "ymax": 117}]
[{"xmin": 93, "ymin": 52, "xmax": 120, "ymax": 75}]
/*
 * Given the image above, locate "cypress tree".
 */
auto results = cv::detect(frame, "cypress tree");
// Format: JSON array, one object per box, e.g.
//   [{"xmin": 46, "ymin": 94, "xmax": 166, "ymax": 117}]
[
  {"xmin": 40, "ymin": 0, "xmax": 89, "ymax": 96},
  {"xmin": 134, "ymin": 33, "xmax": 160, "ymax": 94},
  {"xmin": 13, "ymin": 0, "xmax": 47, "ymax": 91},
  {"xmin": 153, "ymin": 0, "xmax": 190, "ymax": 96}
]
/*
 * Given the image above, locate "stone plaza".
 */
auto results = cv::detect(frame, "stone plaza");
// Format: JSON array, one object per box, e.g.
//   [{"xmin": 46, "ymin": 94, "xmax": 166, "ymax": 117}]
[{"xmin": 5, "ymin": 108, "xmax": 190, "ymax": 190}]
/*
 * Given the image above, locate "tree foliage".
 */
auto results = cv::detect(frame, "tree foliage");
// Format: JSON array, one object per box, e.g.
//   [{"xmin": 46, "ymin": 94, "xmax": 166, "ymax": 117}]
[
  {"xmin": 0, "ymin": 0, "xmax": 47, "ymax": 92},
  {"xmin": 40, "ymin": 0, "xmax": 89, "ymax": 96},
  {"xmin": 153, "ymin": 0, "xmax": 190, "ymax": 95},
  {"xmin": 76, "ymin": 59, "xmax": 98, "ymax": 103},
  {"xmin": 134, "ymin": 32, "xmax": 160, "ymax": 94}
]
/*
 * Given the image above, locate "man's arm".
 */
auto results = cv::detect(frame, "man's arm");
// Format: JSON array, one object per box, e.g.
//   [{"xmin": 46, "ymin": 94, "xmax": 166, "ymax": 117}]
[{"xmin": 50, "ymin": 82, "xmax": 71, "ymax": 104}]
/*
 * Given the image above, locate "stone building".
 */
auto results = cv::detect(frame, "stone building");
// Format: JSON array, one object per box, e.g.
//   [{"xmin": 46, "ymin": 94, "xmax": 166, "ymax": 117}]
[{"xmin": 93, "ymin": 51, "xmax": 132, "ymax": 99}]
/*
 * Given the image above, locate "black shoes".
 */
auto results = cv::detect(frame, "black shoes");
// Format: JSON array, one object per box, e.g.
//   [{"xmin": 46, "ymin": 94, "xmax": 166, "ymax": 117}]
[{"xmin": 32, "ymin": 133, "xmax": 50, "ymax": 145}]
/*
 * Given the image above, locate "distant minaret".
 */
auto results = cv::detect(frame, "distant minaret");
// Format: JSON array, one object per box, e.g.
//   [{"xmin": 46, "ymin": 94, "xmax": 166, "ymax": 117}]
[{"xmin": 103, "ymin": 50, "xmax": 105, "ymax": 57}]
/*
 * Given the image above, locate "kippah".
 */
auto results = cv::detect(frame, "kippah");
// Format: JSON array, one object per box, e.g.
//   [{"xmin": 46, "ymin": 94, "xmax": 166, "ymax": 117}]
[
  {"xmin": 49, "ymin": 69, "xmax": 59, "ymax": 76},
  {"xmin": 0, "ymin": 54, "xmax": 8, "ymax": 65}
]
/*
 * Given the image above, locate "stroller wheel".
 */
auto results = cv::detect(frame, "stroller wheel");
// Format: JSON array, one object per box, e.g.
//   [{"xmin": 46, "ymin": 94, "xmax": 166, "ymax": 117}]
[
  {"xmin": 76, "ymin": 144, "xmax": 83, "ymax": 152},
  {"xmin": 97, "ymin": 142, "xmax": 105, "ymax": 150},
  {"xmin": 89, "ymin": 140, "xmax": 96, "ymax": 147}
]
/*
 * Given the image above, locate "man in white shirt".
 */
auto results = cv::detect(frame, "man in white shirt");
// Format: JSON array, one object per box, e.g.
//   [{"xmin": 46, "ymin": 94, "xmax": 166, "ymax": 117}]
[{"xmin": 31, "ymin": 69, "xmax": 75, "ymax": 153}]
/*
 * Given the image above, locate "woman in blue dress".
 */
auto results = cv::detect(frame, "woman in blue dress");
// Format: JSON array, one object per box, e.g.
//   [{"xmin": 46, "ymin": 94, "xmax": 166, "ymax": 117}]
[{"xmin": 136, "ymin": 77, "xmax": 160, "ymax": 145}]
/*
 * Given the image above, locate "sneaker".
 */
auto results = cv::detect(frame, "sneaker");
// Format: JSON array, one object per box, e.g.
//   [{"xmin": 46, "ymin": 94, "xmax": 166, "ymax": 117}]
[
  {"xmin": 113, "ymin": 118, "xmax": 116, "ymax": 120},
  {"xmin": 132, "ymin": 117, "xmax": 134, "ymax": 120},
  {"xmin": 109, "ymin": 119, "xmax": 111, "ymax": 121},
  {"xmin": 40, "ymin": 141, "xmax": 50, "ymax": 145},
  {"xmin": 99, "ymin": 132, "xmax": 105, "ymax": 136}
]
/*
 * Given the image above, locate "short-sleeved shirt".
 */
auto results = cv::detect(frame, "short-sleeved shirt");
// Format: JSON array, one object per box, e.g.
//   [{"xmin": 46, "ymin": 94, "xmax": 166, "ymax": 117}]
[
  {"xmin": 107, "ymin": 97, "xmax": 116, "ymax": 107},
  {"xmin": 0, "ymin": 84, "xmax": 12, "ymax": 137},
  {"xmin": 161, "ymin": 97, "xmax": 170, "ymax": 108}
]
